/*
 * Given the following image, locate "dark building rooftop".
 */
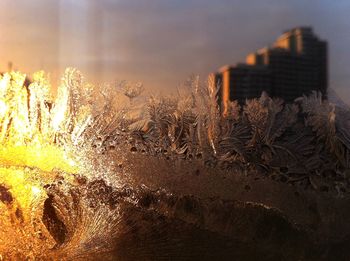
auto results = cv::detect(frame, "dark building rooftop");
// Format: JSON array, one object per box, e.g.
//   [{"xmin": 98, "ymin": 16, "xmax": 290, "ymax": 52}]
[{"xmin": 212, "ymin": 27, "xmax": 328, "ymax": 111}]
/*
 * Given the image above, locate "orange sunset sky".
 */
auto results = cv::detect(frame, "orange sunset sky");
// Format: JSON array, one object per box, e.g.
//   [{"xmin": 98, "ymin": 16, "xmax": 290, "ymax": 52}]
[{"xmin": 0, "ymin": 0, "xmax": 349, "ymax": 103}]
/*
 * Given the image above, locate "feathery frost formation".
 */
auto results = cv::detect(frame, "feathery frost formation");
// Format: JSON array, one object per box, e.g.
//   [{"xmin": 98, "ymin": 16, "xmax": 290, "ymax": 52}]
[{"xmin": 0, "ymin": 69, "xmax": 349, "ymax": 259}]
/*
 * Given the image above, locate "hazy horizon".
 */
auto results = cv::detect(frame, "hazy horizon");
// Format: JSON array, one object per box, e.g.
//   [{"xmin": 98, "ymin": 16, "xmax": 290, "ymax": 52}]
[{"xmin": 0, "ymin": 0, "xmax": 349, "ymax": 103}]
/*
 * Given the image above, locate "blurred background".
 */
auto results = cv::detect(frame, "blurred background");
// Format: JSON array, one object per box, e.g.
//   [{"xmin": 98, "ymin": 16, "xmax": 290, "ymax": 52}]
[{"xmin": 0, "ymin": 0, "xmax": 349, "ymax": 103}]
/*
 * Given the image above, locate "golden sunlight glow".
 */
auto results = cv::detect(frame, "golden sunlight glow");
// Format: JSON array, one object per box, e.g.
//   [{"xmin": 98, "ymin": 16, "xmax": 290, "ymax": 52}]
[
  {"xmin": 0, "ymin": 69, "xmax": 86, "ymax": 231},
  {"xmin": 31, "ymin": 185, "xmax": 41, "ymax": 195},
  {"xmin": 0, "ymin": 100, "xmax": 7, "ymax": 118},
  {"xmin": 0, "ymin": 146, "xmax": 78, "ymax": 173}
]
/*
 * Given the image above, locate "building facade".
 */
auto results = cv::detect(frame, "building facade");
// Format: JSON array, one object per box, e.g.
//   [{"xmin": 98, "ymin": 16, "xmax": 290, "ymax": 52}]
[{"xmin": 213, "ymin": 27, "xmax": 328, "ymax": 110}]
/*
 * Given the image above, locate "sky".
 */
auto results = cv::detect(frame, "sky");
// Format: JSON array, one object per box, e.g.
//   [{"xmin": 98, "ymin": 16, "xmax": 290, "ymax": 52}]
[{"xmin": 0, "ymin": 0, "xmax": 349, "ymax": 103}]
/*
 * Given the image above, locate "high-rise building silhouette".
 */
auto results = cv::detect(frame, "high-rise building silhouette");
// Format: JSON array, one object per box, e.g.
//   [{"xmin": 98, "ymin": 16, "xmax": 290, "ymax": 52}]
[{"xmin": 213, "ymin": 27, "xmax": 328, "ymax": 111}]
